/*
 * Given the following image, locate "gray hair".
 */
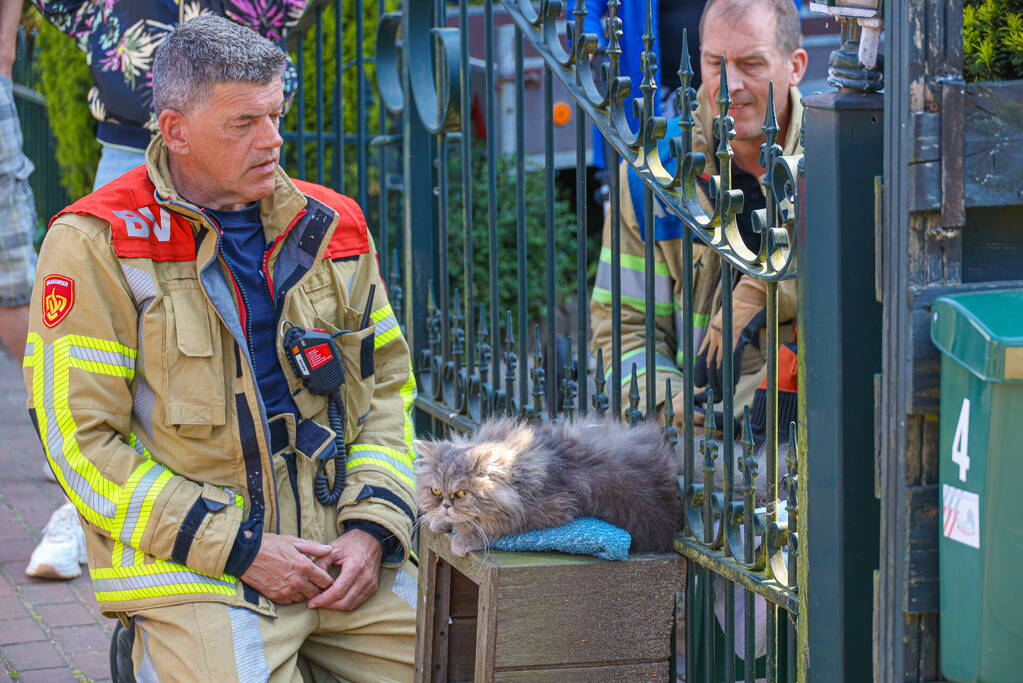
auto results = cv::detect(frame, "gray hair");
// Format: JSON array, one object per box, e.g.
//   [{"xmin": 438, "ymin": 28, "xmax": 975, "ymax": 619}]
[
  {"xmin": 152, "ymin": 15, "xmax": 287, "ymax": 114},
  {"xmin": 700, "ymin": 0, "xmax": 803, "ymax": 57}
]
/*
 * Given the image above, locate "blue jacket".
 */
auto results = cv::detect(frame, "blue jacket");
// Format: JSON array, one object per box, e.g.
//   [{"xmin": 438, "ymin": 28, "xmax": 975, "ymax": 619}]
[{"xmin": 569, "ymin": 0, "xmax": 662, "ymax": 169}]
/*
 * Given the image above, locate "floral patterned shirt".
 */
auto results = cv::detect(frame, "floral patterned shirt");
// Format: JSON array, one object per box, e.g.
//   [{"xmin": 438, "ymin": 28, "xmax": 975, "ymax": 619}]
[{"xmin": 33, "ymin": 0, "xmax": 307, "ymax": 150}]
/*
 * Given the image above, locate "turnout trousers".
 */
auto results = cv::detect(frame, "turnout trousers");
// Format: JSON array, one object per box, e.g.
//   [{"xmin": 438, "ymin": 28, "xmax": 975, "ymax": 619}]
[{"xmin": 126, "ymin": 563, "xmax": 418, "ymax": 682}]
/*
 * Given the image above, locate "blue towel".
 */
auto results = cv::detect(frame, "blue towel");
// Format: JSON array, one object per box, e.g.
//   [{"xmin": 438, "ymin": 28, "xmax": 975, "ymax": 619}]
[{"xmin": 490, "ymin": 517, "xmax": 632, "ymax": 561}]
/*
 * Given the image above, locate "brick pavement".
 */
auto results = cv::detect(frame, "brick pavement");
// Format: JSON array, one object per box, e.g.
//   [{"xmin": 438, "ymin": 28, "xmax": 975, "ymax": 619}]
[{"xmin": 0, "ymin": 350, "xmax": 114, "ymax": 682}]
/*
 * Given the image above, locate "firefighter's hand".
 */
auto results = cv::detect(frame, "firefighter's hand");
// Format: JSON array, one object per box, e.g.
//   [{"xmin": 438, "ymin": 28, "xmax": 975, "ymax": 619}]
[
  {"xmin": 240, "ymin": 533, "xmax": 334, "ymax": 605},
  {"xmin": 307, "ymin": 529, "xmax": 382, "ymax": 611}
]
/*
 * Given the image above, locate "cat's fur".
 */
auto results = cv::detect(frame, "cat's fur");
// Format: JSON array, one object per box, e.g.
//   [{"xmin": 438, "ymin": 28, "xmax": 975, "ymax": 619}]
[{"xmin": 413, "ymin": 417, "xmax": 681, "ymax": 556}]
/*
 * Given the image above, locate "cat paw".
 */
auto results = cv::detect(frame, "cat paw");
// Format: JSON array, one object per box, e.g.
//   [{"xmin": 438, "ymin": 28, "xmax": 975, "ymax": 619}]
[
  {"xmin": 428, "ymin": 518, "xmax": 453, "ymax": 534},
  {"xmin": 450, "ymin": 536, "xmax": 483, "ymax": 557}
]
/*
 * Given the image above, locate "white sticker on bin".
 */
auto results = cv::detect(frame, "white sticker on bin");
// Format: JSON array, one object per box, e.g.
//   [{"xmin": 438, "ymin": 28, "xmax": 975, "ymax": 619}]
[{"xmin": 943, "ymin": 484, "xmax": 980, "ymax": 549}]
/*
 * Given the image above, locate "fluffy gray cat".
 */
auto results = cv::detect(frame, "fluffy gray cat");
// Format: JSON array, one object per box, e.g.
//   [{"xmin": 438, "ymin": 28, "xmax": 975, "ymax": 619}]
[{"xmin": 413, "ymin": 417, "xmax": 681, "ymax": 557}]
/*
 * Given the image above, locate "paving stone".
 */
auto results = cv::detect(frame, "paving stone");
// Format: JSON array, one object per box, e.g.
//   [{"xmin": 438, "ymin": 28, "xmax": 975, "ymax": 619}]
[
  {"xmin": 10, "ymin": 667, "xmax": 77, "ymax": 682},
  {"xmin": 0, "ymin": 537, "xmax": 39, "ymax": 562},
  {"xmin": 0, "ymin": 595, "xmax": 29, "ymax": 618},
  {"xmin": 20, "ymin": 581, "xmax": 77, "ymax": 606},
  {"xmin": 2, "ymin": 641, "xmax": 65, "ymax": 670},
  {"xmin": 0, "ymin": 617, "xmax": 46, "ymax": 645},
  {"xmin": 53, "ymin": 625, "xmax": 110, "ymax": 655},
  {"xmin": 34, "ymin": 603, "xmax": 98, "ymax": 628},
  {"xmin": 71, "ymin": 648, "xmax": 112, "ymax": 681}
]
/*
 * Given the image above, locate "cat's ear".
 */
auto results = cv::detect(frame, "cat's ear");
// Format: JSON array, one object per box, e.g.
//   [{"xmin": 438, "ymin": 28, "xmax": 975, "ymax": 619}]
[{"xmin": 414, "ymin": 439, "xmax": 436, "ymax": 460}]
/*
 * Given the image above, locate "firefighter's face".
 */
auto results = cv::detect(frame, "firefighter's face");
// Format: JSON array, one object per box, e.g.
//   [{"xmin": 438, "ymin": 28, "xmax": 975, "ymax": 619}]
[
  {"xmin": 161, "ymin": 78, "xmax": 284, "ymax": 210},
  {"xmin": 700, "ymin": 4, "xmax": 807, "ymax": 144}
]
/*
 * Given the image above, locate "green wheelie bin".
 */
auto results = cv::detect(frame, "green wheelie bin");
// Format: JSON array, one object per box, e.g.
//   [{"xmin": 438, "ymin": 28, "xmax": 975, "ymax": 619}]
[{"xmin": 931, "ymin": 289, "xmax": 1023, "ymax": 682}]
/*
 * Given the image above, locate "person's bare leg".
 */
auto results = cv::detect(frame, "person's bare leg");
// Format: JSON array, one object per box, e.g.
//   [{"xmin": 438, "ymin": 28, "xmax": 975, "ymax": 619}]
[{"xmin": 0, "ymin": 304, "xmax": 28, "ymax": 363}]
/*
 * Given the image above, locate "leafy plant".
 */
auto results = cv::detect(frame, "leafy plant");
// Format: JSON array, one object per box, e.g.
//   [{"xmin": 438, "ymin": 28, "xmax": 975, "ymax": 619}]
[
  {"xmin": 443, "ymin": 147, "xmax": 589, "ymax": 326},
  {"xmin": 283, "ymin": 0, "xmax": 399, "ymax": 189},
  {"xmin": 33, "ymin": 16, "xmax": 99, "ymax": 200},
  {"xmin": 963, "ymin": 0, "xmax": 1023, "ymax": 81}
]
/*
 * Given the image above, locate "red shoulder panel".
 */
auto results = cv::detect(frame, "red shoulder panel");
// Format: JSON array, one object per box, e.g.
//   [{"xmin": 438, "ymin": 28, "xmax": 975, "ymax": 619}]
[
  {"xmin": 292, "ymin": 179, "xmax": 371, "ymax": 259},
  {"xmin": 51, "ymin": 166, "xmax": 196, "ymax": 262}
]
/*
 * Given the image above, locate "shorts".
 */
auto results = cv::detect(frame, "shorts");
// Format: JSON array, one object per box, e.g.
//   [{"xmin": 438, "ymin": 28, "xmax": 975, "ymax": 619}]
[{"xmin": 0, "ymin": 75, "xmax": 38, "ymax": 307}]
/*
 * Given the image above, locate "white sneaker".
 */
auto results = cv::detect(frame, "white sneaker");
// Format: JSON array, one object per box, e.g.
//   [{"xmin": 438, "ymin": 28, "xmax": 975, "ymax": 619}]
[{"xmin": 25, "ymin": 502, "xmax": 86, "ymax": 580}]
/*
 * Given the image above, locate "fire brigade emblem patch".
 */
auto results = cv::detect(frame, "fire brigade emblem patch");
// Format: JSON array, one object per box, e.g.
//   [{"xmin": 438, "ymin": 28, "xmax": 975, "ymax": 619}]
[{"xmin": 42, "ymin": 274, "xmax": 75, "ymax": 328}]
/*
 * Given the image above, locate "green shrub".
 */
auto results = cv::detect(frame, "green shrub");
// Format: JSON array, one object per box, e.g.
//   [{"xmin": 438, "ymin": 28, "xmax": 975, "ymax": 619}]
[
  {"xmin": 964, "ymin": 0, "xmax": 1023, "ymax": 81},
  {"xmin": 444, "ymin": 148, "xmax": 588, "ymax": 325},
  {"xmin": 284, "ymin": 0, "xmax": 399, "ymax": 188},
  {"xmin": 34, "ymin": 17, "xmax": 98, "ymax": 200}
]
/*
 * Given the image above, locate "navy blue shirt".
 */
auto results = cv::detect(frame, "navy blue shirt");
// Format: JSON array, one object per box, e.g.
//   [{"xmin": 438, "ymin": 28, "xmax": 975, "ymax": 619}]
[
  {"xmin": 209, "ymin": 204, "xmax": 400, "ymax": 568},
  {"xmin": 210, "ymin": 204, "xmax": 300, "ymax": 420}
]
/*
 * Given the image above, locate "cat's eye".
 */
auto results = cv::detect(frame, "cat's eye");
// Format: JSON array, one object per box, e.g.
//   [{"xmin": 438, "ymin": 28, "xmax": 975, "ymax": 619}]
[
  {"xmin": 455, "ymin": 490, "xmax": 466, "ymax": 498},
  {"xmin": 430, "ymin": 487, "xmax": 442, "ymax": 496}
]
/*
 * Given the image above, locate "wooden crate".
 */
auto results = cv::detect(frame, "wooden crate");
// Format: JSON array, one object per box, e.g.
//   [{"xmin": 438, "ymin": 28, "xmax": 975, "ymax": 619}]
[{"xmin": 414, "ymin": 529, "xmax": 686, "ymax": 682}]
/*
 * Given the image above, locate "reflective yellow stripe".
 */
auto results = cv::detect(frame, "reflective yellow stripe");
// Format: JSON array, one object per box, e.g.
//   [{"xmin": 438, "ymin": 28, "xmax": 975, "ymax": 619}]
[
  {"xmin": 374, "ymin": 325, "xmax": 402, "ymax": 349},
  {"xmin": 399, "ymin": 364, "xmax": 417, "ymax": 453},
  {"xmin": 350, "ymin": 444, "xmax": 413, "ymax": 467},
  {"xmin": 598, "ymin": 247, "xmax": 670, "ymax": 276},
  {"xmin": 371, "ymin": 304, "xmax": 401, "ymax": 349},
  {"xmin": 370, "ymin": 304, "xmax": 395, "ymax": 324},
  {"xmin": 91, "ymin": 561, "xmax": 236, "ymax": 603},
  {"xmin": 591, "ymin": 288, "xmax": 674, "ymax": 316},
  {"xmin": 27, "ymin": 333, "xmax": 124, "ymax": 530},
  {"xmin": 349, "ymin": 444, "xmax": 415, "ymax": 487}
]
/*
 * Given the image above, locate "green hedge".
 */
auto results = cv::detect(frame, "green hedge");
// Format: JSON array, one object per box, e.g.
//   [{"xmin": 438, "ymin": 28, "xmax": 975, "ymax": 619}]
[
  {"xmin": 964, "ymin": 0, "xmax": 1023, "ymax": 81},
  {"xmin": 34, "ymin": 16, "xmax": 98, "ymax": 200},
  {"xmin": 31, "ymin": 3, "xmax": 397, "ymax": 200}
]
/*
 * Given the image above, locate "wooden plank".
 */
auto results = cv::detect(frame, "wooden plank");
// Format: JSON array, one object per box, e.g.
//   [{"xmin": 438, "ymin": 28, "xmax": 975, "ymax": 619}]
[
  {"xmin": 415, "ymin": 541, "xmax": 439, "ymax": 683},
  {"xmin": 908, "ymin": 82, "xmax": 1023, "ymax": 212},
  {"xmin": 491, "ymin": 557, "xmax": 684, "ymax": 668},
  {"xmin": 917, "ymin": 612, "xmax": 942, "ymax": 682},
  {"xmin": 446, "ymin": 619, "xmax": 478, "ymax": 682},
  {"xmin": 493, "ymin": 661, "xmax": 669, "ymax": 681},
  {"xmin": 474, "ymin": 570, "xmax": 500, "ymax": 682},
  {"xmin": 905, "ymin": 484, "xmax": 939, "ymax": 614},
  {"xmin": 449, "ymin": 566, "xmax": 479, "ymax": 618},
  {"xmin": 432, "ymin": 560, "xmax": 453, "ymax": 682}
]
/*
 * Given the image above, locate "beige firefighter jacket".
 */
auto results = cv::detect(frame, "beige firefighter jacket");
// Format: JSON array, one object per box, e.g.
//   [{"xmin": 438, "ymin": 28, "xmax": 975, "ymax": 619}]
[
  {"xmin": 591, "ymin": 86, "xmax": 802, "ymax": 414},
  {"xmin": 24, "ymin": 137, "xmax": 417, "ymax": 617}
]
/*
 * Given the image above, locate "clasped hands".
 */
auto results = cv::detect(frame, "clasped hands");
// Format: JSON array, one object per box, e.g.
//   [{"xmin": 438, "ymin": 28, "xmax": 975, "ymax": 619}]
[{"xmin": 239, "ymin": 529, "xmax": 383, "ymax": 610}]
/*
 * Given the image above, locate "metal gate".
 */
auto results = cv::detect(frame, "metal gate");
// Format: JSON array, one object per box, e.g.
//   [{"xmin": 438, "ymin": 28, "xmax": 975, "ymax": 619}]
[{"xmin": 281, "ymin": 1, "xmax": 889, "ymax": 680}]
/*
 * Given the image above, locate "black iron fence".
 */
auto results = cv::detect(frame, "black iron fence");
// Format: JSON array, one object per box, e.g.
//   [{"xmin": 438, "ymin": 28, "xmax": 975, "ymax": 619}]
[{"xmin": 289, "ymin": 1, "xmax": 807, "ymax": 679}]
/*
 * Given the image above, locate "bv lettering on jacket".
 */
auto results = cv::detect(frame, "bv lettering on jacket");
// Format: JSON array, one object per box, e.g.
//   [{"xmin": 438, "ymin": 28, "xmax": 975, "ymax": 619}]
[
  {"xmin": 42, "ymin": 275, "xmax": 75, "ymax": 328},
  {"xmin": 53, "ymin": 167, "xmax": 196, "ymax": 262}
]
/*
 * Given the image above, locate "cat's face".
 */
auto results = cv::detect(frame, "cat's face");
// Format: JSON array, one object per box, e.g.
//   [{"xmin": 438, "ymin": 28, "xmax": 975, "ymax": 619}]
[{"xmin": 413, "ymin": 436, "xmax": 520, "ymax": 535}]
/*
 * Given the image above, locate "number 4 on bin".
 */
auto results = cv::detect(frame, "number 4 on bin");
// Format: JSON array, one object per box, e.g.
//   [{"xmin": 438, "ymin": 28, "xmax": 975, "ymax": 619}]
[{"xmin": 952, "ymin": 398, "xmax": 970, "ymax": 482}]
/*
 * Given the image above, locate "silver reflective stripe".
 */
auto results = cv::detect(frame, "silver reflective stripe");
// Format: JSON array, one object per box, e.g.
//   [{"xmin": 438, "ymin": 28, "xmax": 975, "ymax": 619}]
[
  {"xmin": 594, "ymin": 260, "xmax": 673, "ymax": 304},
  {"xmin": 229, "ymin": 606, "xmax": 270, "ymax": 682},
  {"xmin": 674, "ymin": 311, "xmax": 708, "ymax": 366},
  {"xmin": 69, "ymin": 344, "xmax": 135, "ymax": 370},
  {"xmin": 118, "ymin": 464, "xmax": 167, "ymax": 565},
  {"xmin": 24, "ymin": 341, "xmax": 33, "ymax": 358},
  {"xmin": 43, "ymin": 344, "xmax": 117, "ymax": 519},
  {"xmin": 347, "ymin": 450, "xmax": 415, "ymax": 480},
  {"xmin": 92, "ymin": 570, "xmax": 235, "ymax": 594},
  {"xmin": 120, "ymin": 263, "xmax": 156, "ymax": 315},
  {"xmin": 133, "ymin": 375, "xmax": 156, "ymax": 440},
  {"xmin": 392, "ymin": 568, "xmax": 417, "ymax": 610},
  {"xmin": 374, "ymin": 311, "xmax": 399, "ymax": 336},
  {"xmin": 136, "ymin": 619, "xmax": 159, "ymax": 683}
]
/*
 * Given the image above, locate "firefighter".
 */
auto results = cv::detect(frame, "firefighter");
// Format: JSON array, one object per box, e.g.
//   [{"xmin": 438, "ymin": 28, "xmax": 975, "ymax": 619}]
[
  {"xmin": 590, "ymin": 0, "xmax": 807, "ymax": 430},
  {"xmin": 23, "ymin": 16, "xmax": 416, "ymax": 681}
]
